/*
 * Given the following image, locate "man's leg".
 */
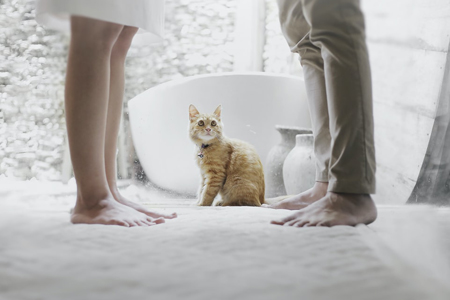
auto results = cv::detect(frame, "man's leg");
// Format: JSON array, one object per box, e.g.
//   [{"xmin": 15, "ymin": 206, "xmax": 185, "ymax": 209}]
[
  {"xmin": 105, "ymin": 26, "xmax": 176, "ymax": 219},
  {"xmin": 66, "ymin": 16, "xmax": 164, "ymax": 226},
  {"xmin": 268, "ymin": 0, "xmax": 330, "ymax": 210},
  {"xmin": 272, "ymin": 0, "xmax": 377, "ymax": 226}
]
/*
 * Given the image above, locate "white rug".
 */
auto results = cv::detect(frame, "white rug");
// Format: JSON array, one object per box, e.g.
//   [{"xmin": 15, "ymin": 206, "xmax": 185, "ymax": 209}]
[{"xmin": 1, "ymin": 180, "xmax": 449, "ymax": 300}]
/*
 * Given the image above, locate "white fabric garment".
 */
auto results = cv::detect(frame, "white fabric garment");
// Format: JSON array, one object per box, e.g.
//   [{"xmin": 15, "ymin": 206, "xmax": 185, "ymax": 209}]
[{"xmin": 35, "ymin": 0, "xmax": 165, "ymax": 45}]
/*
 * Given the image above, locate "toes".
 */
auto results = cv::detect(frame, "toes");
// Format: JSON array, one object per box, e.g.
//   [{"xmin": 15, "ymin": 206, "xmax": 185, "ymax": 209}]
[
  {"xmin": 284, "ymin": 219, "xmax": 299, "ymax": 227},
  {"xmin": 271, "ymin": 211, "xmax": 303, "ymax": 225},
  {"xmin": 270, "ymin": 216, "xmax": 292, "ymax": 225},
  {"xmin": 152, "ymin": 217, "xmax": 165, "ymax": 224},
  {"xmin": 297, "ymin": 219, "xmax": 310, "ymax": 227},
  {"xmin": 146, "ymin": 217, "xmax": 165, "ymax": 224},
  {"xmin": 141, "ymin": 220, "xmax": 154, "ymax": 226},
  {"xmin": 164, "ymin": 212, "xmax": 177, "ymax": 219},
  {"xmin": 306, "ymin": 219, "xmax": 323, "ymax": 227},
  {"xmin": 127, "ymin": 221, "xmax": 139, "ymax": 227},
  {"xmin": 146, "ymin": 211, "xmax": 177, "ymax": 219},
  {"xmin": 316, "ymin": 221, "xmax": 330, "ymax": 227},
  {"xmin": 111, "ymin": 220, "xmax": 130, "ymax": 227},
  {"xmin": 136, "ymin": 220, "xmax": 150, "ymax": 227},
  {"xmin": 270, "ymin": 219, "xmax": 286, "ymax": 225},
  {"xmin": 120, "ymin": 199, "xmax": 176, "ymax": 219},
  {"xmin": 151, "ymin": 213, "xmax": 177, "ymax": 219}
]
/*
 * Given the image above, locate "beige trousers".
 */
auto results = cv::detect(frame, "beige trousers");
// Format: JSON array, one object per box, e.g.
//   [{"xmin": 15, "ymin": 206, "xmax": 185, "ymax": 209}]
[{"xmin": 278, "ymin": 0, "xmax": 376, "ymax": 194}]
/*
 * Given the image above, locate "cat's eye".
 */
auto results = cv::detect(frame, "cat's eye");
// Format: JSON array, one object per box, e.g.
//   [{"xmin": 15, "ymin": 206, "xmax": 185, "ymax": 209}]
[
  {"xmin": 211, "ymin": 121, "xmax": 217, "ymax": 126},
  {"xmin": 198, "ymin": 120, "xmax": 204, "ymax": 126}
]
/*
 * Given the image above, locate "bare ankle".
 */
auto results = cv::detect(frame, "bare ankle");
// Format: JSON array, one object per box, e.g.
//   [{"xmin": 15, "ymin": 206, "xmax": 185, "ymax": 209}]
[
  {"xmin": 329, "ymin": 192, "xmax": 371, "ymax": 199},
  {"xmin": 315, "ymin": 181, "xmax": 328, "ymax": 188},
  {"xmin": 312, "ymin": 181, "xmax": 328, "ymax": 195},
  {"xmin": 75, "ymin": 191, "xmax": 112, "ymax": 210}
]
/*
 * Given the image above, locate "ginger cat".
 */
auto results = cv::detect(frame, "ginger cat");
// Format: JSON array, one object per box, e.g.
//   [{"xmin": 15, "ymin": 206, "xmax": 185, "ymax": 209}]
[{"xmin": 188, "ymin": 104, "xmax": 265, "ymax": 206}]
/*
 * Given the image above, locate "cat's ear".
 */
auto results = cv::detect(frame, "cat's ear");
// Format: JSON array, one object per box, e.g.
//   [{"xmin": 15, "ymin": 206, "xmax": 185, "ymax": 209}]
[
  {"xmin": 189, "ymin": 104, "xmax": 200, "ymax": 121},
  {"xmin": 213, "ymin": 105, "xmax": 222, "ymax": 119}
]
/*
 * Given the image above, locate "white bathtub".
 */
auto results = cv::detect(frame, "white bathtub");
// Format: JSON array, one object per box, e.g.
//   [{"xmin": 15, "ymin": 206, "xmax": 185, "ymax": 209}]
[{"xmin": 128, "ymin": 72, "xmax": 311, "ymax": 196}]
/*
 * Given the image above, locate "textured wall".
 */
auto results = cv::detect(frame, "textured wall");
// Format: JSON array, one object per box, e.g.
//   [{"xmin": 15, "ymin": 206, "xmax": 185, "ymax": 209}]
[
  {"xmin": 0, "ymin": 0, "xmax": 68, "ymax": 180},
  {"xmin": 362, "ymin": 0, "xmax": 447, "ymax": 204}
]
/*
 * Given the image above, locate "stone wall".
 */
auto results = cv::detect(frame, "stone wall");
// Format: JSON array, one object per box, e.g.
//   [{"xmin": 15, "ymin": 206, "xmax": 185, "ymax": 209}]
[{"xmin": 0, "ymin": 0, "xmax": 68, "ymax": 180}]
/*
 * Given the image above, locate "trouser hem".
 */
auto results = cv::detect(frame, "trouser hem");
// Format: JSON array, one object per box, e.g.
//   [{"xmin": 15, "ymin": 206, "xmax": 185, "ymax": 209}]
[
  {"xmin": 316, "ymin": 170, "xmax": 329, "ymax": 182},
  {"xmin": 328, "ymin": 178, "xmax": 376, "ymax": 194}
]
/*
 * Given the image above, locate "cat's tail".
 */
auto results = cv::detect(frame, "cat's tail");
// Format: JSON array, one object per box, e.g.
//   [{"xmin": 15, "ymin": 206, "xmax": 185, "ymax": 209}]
[{"xmin": 263, "ymin": 195, "xmax": 293, "ymax": 206}]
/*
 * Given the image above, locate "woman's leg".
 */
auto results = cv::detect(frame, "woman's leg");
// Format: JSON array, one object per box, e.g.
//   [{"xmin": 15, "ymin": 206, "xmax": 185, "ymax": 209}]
[
  {"xmin": 66, "ymin": 16, "xmax": 164, "ymax": 226},
  {"xmin": 104, "ymin": 26, "xmax": 176, "ymax": 219}
]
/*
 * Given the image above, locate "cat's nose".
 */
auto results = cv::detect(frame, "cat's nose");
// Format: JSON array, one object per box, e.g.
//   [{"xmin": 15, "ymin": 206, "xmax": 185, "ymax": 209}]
[{"xmin": 206, "ymin": 128, "xmax": 211, "ymax": 132}]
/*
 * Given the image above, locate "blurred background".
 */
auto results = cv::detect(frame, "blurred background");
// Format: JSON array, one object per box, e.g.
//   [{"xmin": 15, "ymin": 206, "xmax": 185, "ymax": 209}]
[
  {"xmin": 2, "ymin": 0, "xmax": 450, "ymax": 206},
  {"xmin": 0, "ymin": 0, "xmax": 301, "ymax": 184}
]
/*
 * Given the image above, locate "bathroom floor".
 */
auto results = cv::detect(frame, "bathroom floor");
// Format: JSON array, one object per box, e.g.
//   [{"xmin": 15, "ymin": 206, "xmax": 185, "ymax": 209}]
[{"xmin": 1, "ymin": 179, "xmax": 449, "ymax": 300}]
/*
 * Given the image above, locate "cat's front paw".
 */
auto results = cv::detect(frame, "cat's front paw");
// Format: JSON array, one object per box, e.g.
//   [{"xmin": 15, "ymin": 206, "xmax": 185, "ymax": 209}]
[
  {"xmin": 197, "ymin": 200, "xmax": 215, "ymax": 206},
  {"xmin": 196, "ymin": 198, "xmax": 210, "ymax": 206}
]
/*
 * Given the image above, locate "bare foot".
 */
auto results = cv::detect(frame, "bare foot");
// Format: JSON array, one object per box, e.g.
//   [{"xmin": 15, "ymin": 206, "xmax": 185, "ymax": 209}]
[
  {"xmin": 265, "ymin": 182, "xmax": 328, "ymax": 210},
  {"xmin": 111, "ymin": 188, "xmax": 177, "ymax": 219},
  {"xmin": 271, "ymin": 192, "xmax": 377, "ymax": 227},
  {"xmin": 71, "ymin": 195, "xmax": 166, "ymax": 227}
]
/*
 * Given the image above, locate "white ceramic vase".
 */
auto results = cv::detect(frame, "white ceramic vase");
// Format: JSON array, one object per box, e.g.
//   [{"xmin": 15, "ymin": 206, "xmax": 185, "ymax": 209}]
[
  {"xmin": 283, "ymin": 134, "xmax": 316, "ymax": 195},
  {"xmin": 265, "ymin": 126, "xmax": 312, "ymax": 197}
]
